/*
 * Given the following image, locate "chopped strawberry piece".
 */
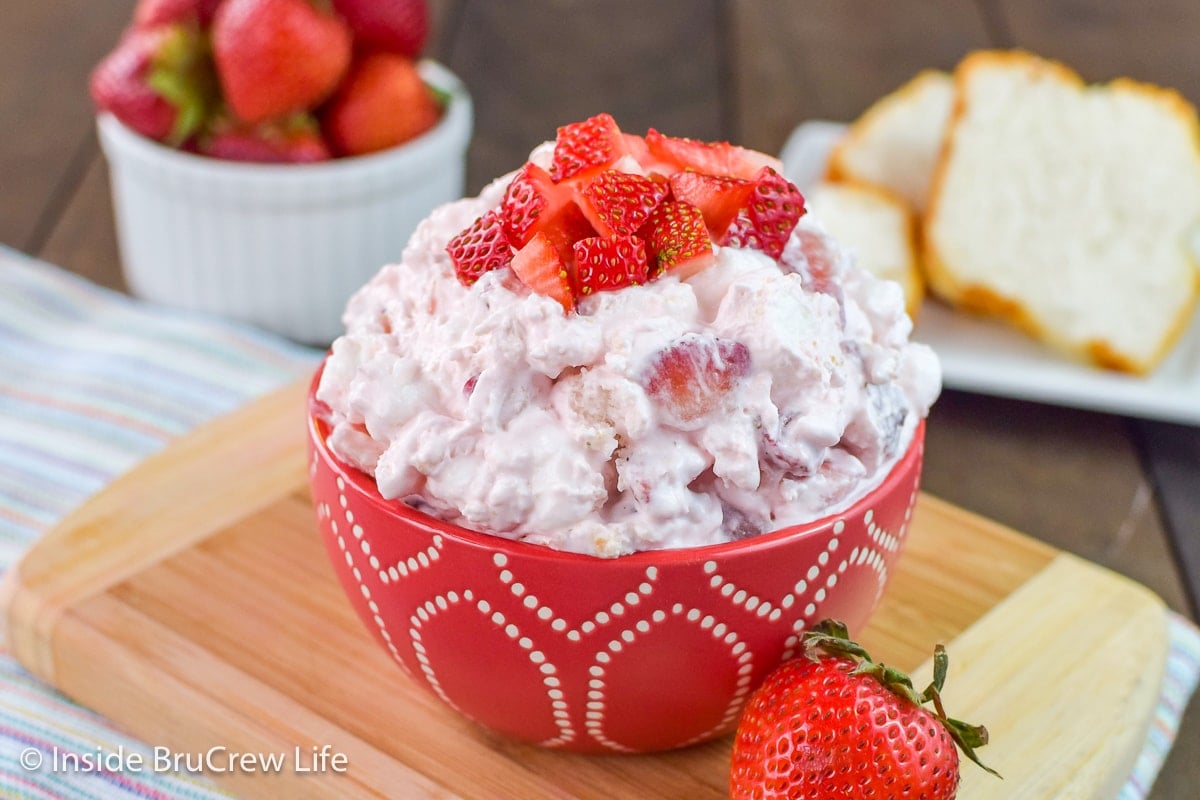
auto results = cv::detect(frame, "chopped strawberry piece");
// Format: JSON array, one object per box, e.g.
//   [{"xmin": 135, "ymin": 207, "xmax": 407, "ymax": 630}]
[
  {"xmin": 573, "ymin": 234, "xmax": 649, "ymax": 295},
  {"xmin": 500, "ymin": 163, "xmax": 599, "ymax": 294},
  {"xmin": 500, "ymin": 163, "xmax": 571, "ymax": 247},
  {"xmin": 527, "ymin": 201, "xmax": 598, "ymax": 294},
  {"xmin": 550, "ymin": 113, "xmax": 629, "ymax": 182},
  {"xmin": 542, "ymin": 201, "xmax": 599, "ymax": 256},
  {"xmin": 667, "ymin": 171, "xmax": 756, "ymax": 238},
  {"xmin": 620, "ymin": 131, "xmax": 680, "ymax": 176},
  {"xmin": 639, "ymin": 201, "xmax": 714, "ymax": 279},
  {"xmin": 510, "ymin": 232, "xmax": 575, "ymax": 313},
  {"xmin": 577, "ymin": 170, "xmax": 670, "ymax": 237},
  {"xmin": 446, "ymin": 210, "xmax": 512, "ymax": 286},
  {"xmin": 645, "ymin": 129, "xmax": 783, "ymax": 180},
  {"xmin": 621, "ymin": 132, "xmax": 650, "ymax": 164},
  {"xmin": 781, "ymin": 226, "xmax": 840, "ymax": 296},
  {"xmin": 719, "ymin": 166, "xmax": 806, "ymax": 259},
  {"xmin": 640, "ymin": 334, "xmax": 751, "ymax": 426}
]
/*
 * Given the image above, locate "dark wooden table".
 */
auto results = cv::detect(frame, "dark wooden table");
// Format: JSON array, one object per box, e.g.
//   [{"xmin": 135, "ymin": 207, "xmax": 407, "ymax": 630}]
[{"xmin": 4, "ymin": 1, "xmax": 1198, "ymax": 796}]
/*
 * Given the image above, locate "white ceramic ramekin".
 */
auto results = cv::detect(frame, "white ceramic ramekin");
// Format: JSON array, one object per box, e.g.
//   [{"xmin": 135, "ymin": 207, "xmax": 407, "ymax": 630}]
[{"xmin": 98, "ymin": 60, "xmax": 473, "ymax": 345}]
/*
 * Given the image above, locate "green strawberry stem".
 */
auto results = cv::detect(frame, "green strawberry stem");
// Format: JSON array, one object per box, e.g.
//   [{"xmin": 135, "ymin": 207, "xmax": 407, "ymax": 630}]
[
  {"xmin": 147, "ymin": 25, "xmax": 219, "ymax": 146},
  {"xmin": 427, "ymin": 83, "xmax": 453, "ymax": 111},
  {"xmin": 803, "ymin": 619, "xmax": 1002, "ymax": 779}
]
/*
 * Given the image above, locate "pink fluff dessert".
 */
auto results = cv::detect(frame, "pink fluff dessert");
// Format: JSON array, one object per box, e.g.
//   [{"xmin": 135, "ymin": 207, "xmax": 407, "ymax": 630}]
[{"xmin": 315, "ymin": 114, "xmax": 940, "ymax": 557}]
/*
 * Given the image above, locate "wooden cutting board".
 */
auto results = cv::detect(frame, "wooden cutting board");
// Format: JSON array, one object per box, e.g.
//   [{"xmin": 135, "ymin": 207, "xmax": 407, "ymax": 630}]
[{"xmin": 1, "ymin": 378, "xmax": 1169, "ymax": 799}]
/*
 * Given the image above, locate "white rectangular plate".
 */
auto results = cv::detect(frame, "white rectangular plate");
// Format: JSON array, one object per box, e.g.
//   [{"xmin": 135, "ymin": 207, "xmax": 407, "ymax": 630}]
[{"xmin": 779, "ymin": 121, "xmax": 1200, "ymax": 425}]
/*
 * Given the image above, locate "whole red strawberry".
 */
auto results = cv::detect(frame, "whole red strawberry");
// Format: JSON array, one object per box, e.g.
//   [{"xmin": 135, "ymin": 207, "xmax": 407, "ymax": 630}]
[
  {"xmin": 730, "ymin": 620, "xmax": 998, "ymax": 800},
  {"xmin": 212, "ymin": 0, "xmax": 352, "ymax": 124},
  {"xmin": 90, "ymin": 24, "xmax": 216, "ymax": 145},
  {"xmin": 200, "ymin": 114, "xmax": 330, "ymax": 163},
  {"xmin": 330, "ymin": 0, "xmax": 428, "ymax": 57},
  {"xmin": 321, "ymin": 51, "xmax": 441, "ymax": 157}
]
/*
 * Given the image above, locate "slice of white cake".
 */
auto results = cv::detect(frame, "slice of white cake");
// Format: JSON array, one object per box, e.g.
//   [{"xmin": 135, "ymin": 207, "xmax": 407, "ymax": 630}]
[
  {"xmin": 924, "ymin": 50, "xmax": 1200, "ymax": 374},
  {"xmin": 807, "ymin": 181, "xmax": 924, "ymax": 318},
  {"xmin": 827, "ymin": 70, "xmax": 955, "ymax": 213}
]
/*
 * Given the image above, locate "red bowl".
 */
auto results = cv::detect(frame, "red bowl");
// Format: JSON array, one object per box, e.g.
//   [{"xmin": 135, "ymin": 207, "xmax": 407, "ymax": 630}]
[{"xmin": 307, "ymin": 370, "xmax": 925, "ymax": 753}]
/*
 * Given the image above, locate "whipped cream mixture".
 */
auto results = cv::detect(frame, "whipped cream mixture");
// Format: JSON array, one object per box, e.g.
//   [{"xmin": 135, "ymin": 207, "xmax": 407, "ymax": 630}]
[{"xmin": 317, "ymin": 169, "xmax": 940, "ymax": 556}]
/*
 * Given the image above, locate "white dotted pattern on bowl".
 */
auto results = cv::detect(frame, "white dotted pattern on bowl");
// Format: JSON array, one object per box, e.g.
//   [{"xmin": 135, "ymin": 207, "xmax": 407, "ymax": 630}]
[{"xmin": 321, "ymin": 473, "xmax": 920, "ymax": 752}]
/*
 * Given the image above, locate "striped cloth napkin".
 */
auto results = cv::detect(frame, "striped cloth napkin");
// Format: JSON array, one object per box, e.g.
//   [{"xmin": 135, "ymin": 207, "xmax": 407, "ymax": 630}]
[
  {"xmin": 0, "ymin": 246, "xmax": 317, "ymax": 799},
  {"xmin": 0, "ymin": 246, "xmax": 1197, "ymax": 798}
]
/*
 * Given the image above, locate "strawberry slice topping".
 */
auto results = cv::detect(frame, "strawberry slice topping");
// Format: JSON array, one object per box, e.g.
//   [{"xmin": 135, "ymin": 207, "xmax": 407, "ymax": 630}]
[
  {"xmin": 501, "ymin": 162, "xmax": 571, "ymax": 247},
  {"xmin": 620, "ymin": 132, "xmax": 651, "ymax": 164},
  {"xmin": 668, "ymin": 171, "xmax": 756, "ymax": 239},
  {"xmin": 573, "ymin": 234, "xmax": 649, "ymax": 295},
  {"xmin": 550, "ymin": 112, "xmax": 629, "ymax": 182},
  {"xmin": 446, "ymin": 210, "xmax": 512, "ymax": 286},
  {"xmin": 534, "ymin": 201, "xmax": 597, "ymax": 291},
  {"xmin": 577, "ymin": 170, "xmax": 670, "ymax": 237},
  {"xmin": 640, "ymin": 201, "xmax": 714, "ymax": 279},
  {"xmin": 645, "ymin": 129, "xmax": 783, "ymax": 180},
  {"xmin": 543, "ymin": 201, "xmax": 598, "ymax": 255},
  {"xmin": 444, "ymin": 115, "xmax": 810, "ymax": 309},
  {"xmin": 511, "ymin": 232, "xmax": 575, "ymax": 313},
  {"xmin": 719, "ymin": 166, "xmax": 807, "ymax": 259}
]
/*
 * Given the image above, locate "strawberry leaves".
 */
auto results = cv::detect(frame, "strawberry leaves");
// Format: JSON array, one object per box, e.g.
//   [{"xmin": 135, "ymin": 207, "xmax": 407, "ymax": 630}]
[
  {"xmin": 801, "ymin": 619, "xmax": 1001, "ymax": 778},
  {"xmin": 90, "ymin": 24, "xmax": 219, "ymax": 146},
  {"xmin": 920, "ymin": 645, "xmax": 998, "ymax": 777}
]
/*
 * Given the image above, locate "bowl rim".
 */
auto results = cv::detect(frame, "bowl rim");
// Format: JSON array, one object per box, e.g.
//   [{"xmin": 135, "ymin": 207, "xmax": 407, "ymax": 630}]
[
  {"xmin": 96, "ymin": 60, "xmax": 472, "ymax": 181},
  {"xmin": 308, "ymin": 363, "xmax": 925, "ymax": 566}
]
